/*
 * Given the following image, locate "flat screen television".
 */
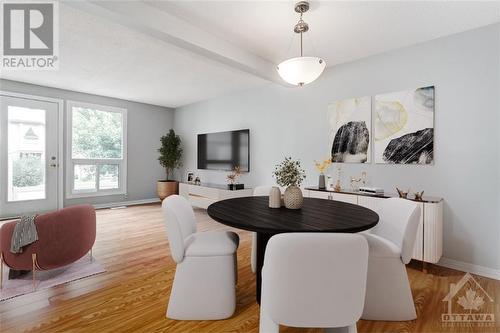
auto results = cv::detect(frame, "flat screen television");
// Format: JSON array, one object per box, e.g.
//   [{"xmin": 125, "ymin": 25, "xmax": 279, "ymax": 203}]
[{"xmin": 197, "ymin": 129, "xmax": 250, "ymax": 171}]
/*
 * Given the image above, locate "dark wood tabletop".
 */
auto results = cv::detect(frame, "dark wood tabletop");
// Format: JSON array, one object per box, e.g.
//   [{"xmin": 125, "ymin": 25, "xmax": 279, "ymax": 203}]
[
  {"xmin": 207, "ymin": 196, "xmax": 379, "ymax": 234},
  {"xmin": 207, "ymin": 196, "xmax": 379, "ymax": 304}
]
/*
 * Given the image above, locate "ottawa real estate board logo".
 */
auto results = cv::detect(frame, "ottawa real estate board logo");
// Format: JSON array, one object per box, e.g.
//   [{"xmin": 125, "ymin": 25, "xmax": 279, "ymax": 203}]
[
  {"xmin": 1, "ymin": 0, "xmax": 59, "ymax": 70},
  {"xmin": 442, "ymin": 272, "xmax": 496, "ymax": 328}
]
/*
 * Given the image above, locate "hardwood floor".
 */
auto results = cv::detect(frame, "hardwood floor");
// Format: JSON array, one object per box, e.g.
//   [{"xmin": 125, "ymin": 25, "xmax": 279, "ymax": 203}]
[{"xmin": 1, "ymin": 203, "xmax": 499, "ymax": 333}]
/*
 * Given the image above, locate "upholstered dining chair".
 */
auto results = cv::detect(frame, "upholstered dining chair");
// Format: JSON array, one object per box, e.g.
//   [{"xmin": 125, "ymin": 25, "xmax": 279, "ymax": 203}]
[
  {"xmin": 162, "ymin": 195, "xmax": 239, "ymax": 320},
  {"xmin": 361, "ymin": 198, "xmax": 421, "ymax": 321},
  {"xmin": 251, "ymin": 186, "xmax": 274, "ymax": 273},
  {"xmin": 259, "ymin": 233, "xmax": 369, "ymax": 333}
]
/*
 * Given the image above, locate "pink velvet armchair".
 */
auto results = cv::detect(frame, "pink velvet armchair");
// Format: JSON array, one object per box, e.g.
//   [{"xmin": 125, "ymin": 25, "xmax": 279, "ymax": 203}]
[{"xmin": 0, "ymin": 205, "xmax": 96, "ymax": 288}]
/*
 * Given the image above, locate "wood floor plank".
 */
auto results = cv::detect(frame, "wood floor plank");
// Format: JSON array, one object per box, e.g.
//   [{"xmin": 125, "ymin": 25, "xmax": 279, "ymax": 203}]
[{"xmin": 1, "ymin": 203, "xmax": 499, "ymax": 333}]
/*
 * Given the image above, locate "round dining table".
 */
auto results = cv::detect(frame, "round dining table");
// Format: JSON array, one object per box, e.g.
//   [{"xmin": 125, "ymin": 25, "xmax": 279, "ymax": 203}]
[{"xmin": 207, "ymin": 196, "xmax": 379, "ymax": 304}]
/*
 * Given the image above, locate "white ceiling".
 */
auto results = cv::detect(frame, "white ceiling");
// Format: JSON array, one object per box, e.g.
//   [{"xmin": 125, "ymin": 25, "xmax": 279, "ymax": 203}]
[
  {"xmin": 0, "ymin": 2, "xmax": 268, "ymax": 108},
  {"xmin": 162, "ymin": 0, "xmax": 500, "ymax": 66},
  {"xmin": 2, "ymin": 1, "xmax": 499, "ymax": 108}
]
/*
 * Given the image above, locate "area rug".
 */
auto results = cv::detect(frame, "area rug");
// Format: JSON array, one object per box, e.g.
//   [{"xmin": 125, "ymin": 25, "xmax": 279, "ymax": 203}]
[{"xmin": 0, "ymin": 256, "xmax": 106, "ymax": 301}]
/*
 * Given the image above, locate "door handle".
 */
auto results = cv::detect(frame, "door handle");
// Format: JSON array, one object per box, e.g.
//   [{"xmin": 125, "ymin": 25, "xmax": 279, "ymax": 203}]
[{"xmin": 49, "ymin": 156, "xmax": 58, "ymax": 167}]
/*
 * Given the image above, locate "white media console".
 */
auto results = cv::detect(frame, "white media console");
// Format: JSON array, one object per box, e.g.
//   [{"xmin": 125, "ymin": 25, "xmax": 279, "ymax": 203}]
[
  {"xmin": 179, "ymin": 182, "xmax": 443, "ymax": 264},
  {"xmin": 305, "ymin": 187, "xmax": 443, "ymax": 264},
  {"xmin": 179, "ymin": 182, "xmax": 253, "ymax": 209}
]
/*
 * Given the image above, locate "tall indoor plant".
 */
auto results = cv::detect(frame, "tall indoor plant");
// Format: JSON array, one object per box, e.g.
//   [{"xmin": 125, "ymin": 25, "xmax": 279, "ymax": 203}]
[
  {"xmin": 273, "ymin": 157, "xmax": 306, "ymax": 209},
  {"xmin": 157, "ymin": 129, "xmax": 183, "ymax": 200}
]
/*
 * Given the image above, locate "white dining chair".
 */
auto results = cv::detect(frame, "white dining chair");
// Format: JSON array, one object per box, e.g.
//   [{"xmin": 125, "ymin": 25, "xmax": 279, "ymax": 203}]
[
  {"xmin": 361, "ymin": 198, "xmax": 421, "ymax": 321},
  {"xmin": 251, "ymin": 186, "xmax": 274, "ymax": 274},
  {"xmin": 162, "ymin": 195, "xmax": 239, "ymax": 320},
  {"xmin": 259, "ymin": 233, "xmax": 369, "ymax": 333}
]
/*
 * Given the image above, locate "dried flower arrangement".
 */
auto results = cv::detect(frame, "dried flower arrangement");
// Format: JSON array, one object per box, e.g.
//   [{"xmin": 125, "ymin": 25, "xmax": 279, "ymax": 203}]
[
  {"xmin": 314, "ymin": 158, "xmax": 332, "ymax": 175},
  {"xmin": 226, "ymin": 166, "xmax": 242, "ymax": 184},
  {"xmin": 273, "ymin": 157, "xmax": 306, "ymax": 187}
]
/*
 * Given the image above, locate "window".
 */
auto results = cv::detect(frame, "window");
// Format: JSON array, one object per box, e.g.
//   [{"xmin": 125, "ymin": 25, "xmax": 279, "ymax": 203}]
[
  {"xmin": 8, "ymin": 107, "xmax": 46, "ymax": 201},
  {"xmin": 66, "ymin": 101, "xmax": 127, "ymax": 198}
]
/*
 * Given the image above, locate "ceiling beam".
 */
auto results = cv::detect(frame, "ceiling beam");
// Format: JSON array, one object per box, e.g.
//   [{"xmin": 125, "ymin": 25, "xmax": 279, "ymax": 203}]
[{"xmin": 65, "ymin": 1, "xmax": 283, "ymax": 85}]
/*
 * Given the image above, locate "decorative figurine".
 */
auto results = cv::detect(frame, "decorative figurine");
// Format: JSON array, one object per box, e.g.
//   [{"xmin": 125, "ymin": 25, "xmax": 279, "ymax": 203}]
[
  {"xmin": 350, "ymin": 176, "xmax": 362, "ymax": 192},
  {"xmin": 414, "ymin": 191, "xmax": 424, "ymax": 201},
  {"xmin": 349, "ymin": 171, "xmax": 367, "ymax": 192},
  {"xmin": 396, "ymin": 187, "xmax": 409, "ymax": 199}
]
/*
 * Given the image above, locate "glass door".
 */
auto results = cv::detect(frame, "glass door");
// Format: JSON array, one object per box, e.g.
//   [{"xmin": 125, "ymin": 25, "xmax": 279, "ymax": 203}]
[{"xmin": 0, "ymin": 94, "xmax": 60, "ymax": 219}]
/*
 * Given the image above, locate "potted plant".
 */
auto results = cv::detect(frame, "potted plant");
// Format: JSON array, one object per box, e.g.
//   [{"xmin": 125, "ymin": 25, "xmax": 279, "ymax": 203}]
[
  {"xmin": 273, "ymin": 157, "xmax": 306, "ymax": 209},
  {"xmin": 157, "ymin": 129, "xmax": 183, "ymax": 200}
]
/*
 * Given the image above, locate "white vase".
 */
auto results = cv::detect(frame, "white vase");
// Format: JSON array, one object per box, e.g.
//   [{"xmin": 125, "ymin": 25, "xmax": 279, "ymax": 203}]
[
  {"xmin": 284, "ymin": 185, "xmax": 303, "ymax": 209},
  {"xmin": 269, "ymin": 187, "xmax": 281, "ymax": 208}
]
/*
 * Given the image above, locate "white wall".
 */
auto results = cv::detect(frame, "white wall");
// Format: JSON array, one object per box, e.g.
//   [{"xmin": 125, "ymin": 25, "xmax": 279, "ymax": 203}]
[
  {"xmin": 0, "ymin": 79, "xmax": 175, "ymax": 206},
  {"xmin": 174, "ymin": 24, "xmax": 500, "ymax": 270}
]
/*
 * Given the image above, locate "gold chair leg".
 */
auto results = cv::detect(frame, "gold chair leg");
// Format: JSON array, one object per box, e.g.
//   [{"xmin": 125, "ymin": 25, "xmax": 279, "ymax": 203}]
[
  {"xmin": 0, "ymin": 252, "xmax": 3, "ymax": 290},
  {"xmin": 32, "ymin": 253, "xmax": 37, "ymax": 291},
  {"xmin": 90, "ymin": 248, "xmax": 93, "ymax": 262}
]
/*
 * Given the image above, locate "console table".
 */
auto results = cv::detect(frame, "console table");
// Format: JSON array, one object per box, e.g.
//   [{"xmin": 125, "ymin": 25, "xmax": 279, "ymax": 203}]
[
  {"xmin": 305, "ymin": 187, "xmax": 443, "ymax": 264},
  {"xmin": 179, "ymin": 182, "xmax": 253, "ymax": 209}
]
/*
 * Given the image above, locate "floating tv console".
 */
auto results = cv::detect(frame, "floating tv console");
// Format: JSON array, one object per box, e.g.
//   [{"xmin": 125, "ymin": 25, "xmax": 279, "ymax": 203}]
[{"xmin": 179, "ymin": 183, "xmax": 253, "ymax": 209}]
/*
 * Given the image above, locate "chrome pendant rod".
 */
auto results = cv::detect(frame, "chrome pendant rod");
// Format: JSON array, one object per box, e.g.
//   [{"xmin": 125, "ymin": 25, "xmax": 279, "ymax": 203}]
[
  {"xmin": 300, "ymin": 32, "xmax": 303, "ymax": 57},
  {"xmin": 294, "ymin": 9, "xmax": 307, "ymax": 57}
]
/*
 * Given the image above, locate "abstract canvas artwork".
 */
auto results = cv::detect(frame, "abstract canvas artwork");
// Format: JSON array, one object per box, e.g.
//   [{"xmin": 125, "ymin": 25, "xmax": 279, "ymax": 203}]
[
  {"xmin": 328, "ymin": 96, "xmax": 371, "ymax": 163},
  {"xmin": 374, "ymin": 86, "xmax": 434, "ymax": 164}
]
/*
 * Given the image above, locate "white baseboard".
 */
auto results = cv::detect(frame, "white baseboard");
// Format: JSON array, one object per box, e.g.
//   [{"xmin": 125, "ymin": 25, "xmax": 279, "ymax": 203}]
[
  {"xmin": 437, "ymin": 257, "xmax": 500, "ymax": 280},
  {"xmin": 93, "ymin": 198, "xmax": 160, "ymax": 210}
]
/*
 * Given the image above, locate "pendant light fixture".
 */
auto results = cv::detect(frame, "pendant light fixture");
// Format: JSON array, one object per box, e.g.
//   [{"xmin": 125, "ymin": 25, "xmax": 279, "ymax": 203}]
[{"xmin": 276, "ymin": 1, "xmax": 326, "ymax": 87}]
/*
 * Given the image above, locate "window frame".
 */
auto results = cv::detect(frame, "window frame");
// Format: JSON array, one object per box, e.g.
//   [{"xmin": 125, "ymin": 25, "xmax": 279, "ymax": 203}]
[{"xmin": 66, "ymin": 101, "xmax": 127, "ymax": 199}]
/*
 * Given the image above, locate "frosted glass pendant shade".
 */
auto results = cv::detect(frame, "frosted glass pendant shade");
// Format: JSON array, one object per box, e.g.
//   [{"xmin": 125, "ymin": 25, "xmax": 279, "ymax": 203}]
[{"xmin": 276, "ymin": 56, "xmax": 326, "ymax": 86}]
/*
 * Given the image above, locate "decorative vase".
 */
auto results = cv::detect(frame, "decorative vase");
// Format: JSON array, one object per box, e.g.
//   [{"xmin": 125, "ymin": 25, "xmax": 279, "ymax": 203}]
[
  {"xmin": 350, "ymin": 177, "xmax": 361, "ymax": 192},
  {"xmin": 284, "ymin": 185, "xmax": 303, "ymax": 209},
  {"xmin": 269, "ymin": 187, "xmax": 282, "ymax": 208},
  {"xmin": 318, "ymin": 174, "xmax": 326, "ymax": 189}
]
